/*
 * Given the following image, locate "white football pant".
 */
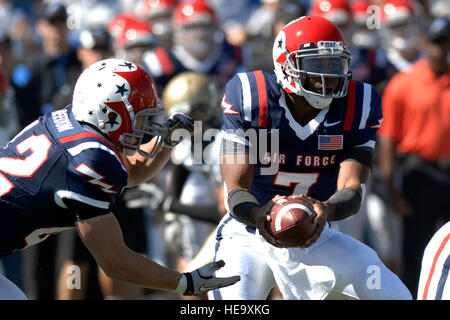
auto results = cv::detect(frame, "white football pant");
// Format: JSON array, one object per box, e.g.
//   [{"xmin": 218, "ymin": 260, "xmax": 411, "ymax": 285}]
[
  {"xmin": 209, "ymin": 213, "xmax": 412, "ymax": 300},
  {"xmin": 417, "ymin": 221, "xmax": 450, "ymax": 300}
]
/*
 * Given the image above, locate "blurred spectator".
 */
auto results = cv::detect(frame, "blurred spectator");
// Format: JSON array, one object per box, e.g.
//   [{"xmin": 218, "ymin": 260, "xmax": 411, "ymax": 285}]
[
  {"xmin": 0, "ymin": 29, "xmax": 22, "ymax": 296},
  {"xmin": 64, "ymin": 0, "xmax": 121, "ymax": 30},
  {"xmin": 0, "ymin": 31, "xmax": 19, "ymax": 146},
  {"xmin": 11, "ymin": 1, "xmax": 81, "ymax": 129},
  {"xmin": 378, "ymin": 0, "xmax": 423, "ymax": 76},
  {"xmin": 378, "ymin": 17, "xmax": 450, "ymax": 297},
  {"xmin": 135, "ymin": 0, "xmax": 178, "ymax": 49},
  {"xmin": 109, "ymin": 13, "xmax": 157, "ymax": 64},
  {"xmin": 109, "ymin": 12, "xmax": 182, "ymax": 93},
  {"xmin": 207, "ymin": 0, "xmax": 255, "ymax": 46},
  {"xmin": 77, "ymin": 27, "xmax": 114, "ymax": 69},
  {"xmin": 273, "ymin": 0, "xmax": 306, "ymax": 36},
  {"xmin": 348, "ymin": 0, "xmax": 389, "ymax": 86},
  {"xmin": 0, "ymin": 0, "xmax": 35, "ymax": 60},
  {"xmin": 242, "ymin": 0, "xmax": 306, "ymax": 72},
  {"xmin": 170, "ymin": 0, "xmax": 242, "ymax": 89}
]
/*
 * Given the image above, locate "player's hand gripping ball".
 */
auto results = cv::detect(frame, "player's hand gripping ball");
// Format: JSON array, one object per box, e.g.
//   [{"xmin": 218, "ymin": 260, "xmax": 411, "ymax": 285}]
[{"xmin": 268, "ymin": 198, "xmax": 317, "ymax": 247}]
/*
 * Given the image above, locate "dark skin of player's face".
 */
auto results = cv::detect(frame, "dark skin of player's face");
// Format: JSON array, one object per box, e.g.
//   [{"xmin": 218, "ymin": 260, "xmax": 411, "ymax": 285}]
[{"xmin": 285, "ymin": 76, "xmax": 340, "ymax": 126}]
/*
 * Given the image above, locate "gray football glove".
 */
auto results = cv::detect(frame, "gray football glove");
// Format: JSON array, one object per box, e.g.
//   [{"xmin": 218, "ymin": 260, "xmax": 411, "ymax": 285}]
[
  {"xmin": 175, "ymin": 260, "xmax": 240, "ymax": 296},
  {"xmin": 162, "ymin": 113, "xmax": 195, "ymax": 149}
]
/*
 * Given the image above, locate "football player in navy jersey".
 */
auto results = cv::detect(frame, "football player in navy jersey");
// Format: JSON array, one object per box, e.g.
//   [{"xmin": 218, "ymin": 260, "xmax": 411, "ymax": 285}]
[
  {"xmin": 209, "ymin": 16, "xmax": 412, "ymax": 300},
  {"xmin": 0, "ymin": 58, "xmax": 239, "ymax": 299},
  {"xmin": 143, "ymin": 0, "xmax": 241, "ymax": 92}
]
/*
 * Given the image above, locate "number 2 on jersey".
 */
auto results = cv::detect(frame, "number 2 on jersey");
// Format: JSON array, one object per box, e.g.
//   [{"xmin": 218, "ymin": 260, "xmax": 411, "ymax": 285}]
[{"xmin": 0, "ymin": 134, "xmax": 52, "ymax": 197}]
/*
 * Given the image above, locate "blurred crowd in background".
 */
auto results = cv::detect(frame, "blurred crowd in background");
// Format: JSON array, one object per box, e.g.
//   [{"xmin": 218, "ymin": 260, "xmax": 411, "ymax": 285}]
[{"xmin": 0, "ymin": 0, "xmax": 448, "ymax": 300}]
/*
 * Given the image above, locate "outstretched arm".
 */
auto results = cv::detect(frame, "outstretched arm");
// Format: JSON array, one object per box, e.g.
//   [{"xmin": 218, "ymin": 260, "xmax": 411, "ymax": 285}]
[{"xmin": 76, "ymin": 212, "xmax": 240, "ymax": 295}]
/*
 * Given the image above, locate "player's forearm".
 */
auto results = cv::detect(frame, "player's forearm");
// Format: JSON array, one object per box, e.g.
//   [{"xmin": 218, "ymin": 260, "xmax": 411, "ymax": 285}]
[
  {"xmin": 103, "ymin": 246, "xmax": 180, "ymax": 291},
  {"xmin": 126, "ymin": 138, "xmax": 172, "ymax": 187}
]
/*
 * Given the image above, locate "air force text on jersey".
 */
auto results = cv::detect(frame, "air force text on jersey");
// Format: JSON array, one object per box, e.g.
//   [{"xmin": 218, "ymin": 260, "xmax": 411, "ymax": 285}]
[{"xmin": 168, "ymin": 123, "xmax": 340, "ymax": 175}]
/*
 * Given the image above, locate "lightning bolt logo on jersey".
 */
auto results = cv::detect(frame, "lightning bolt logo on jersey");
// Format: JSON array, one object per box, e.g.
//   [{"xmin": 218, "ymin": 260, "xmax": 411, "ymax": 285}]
[
  {"xmin": 220, "ymin": 70, "xmax": 382, "ymax": 206},
  {"xmin": 0, "ymin": 105, "xmax": 128, "ymax": 258}
]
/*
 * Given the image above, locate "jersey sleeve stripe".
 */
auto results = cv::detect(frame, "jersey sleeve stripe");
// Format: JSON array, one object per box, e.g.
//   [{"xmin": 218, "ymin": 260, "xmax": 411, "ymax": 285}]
[
  {"xmin": 67, "ymin": 141, "xmax": 127, "ymax": 174},
  {"xmin": 343, "ymin": 80, "xmax": 356, "ymax": 131},
  {"xmin": 355, "ymin": 140, "xmax": 376, "ymax": 149},
  {"xmin": 54, "ymin": 189, "xmax": 110, "ymax": 210},
  {"xmin": 422, "ymin": 232, "xmax": 450, "ymax": 300},
  {"xmin": 59, "ymin": 131, "xmax": 125, "ymax": 167},
  {"xmin": 9, "ymin": 120, "xmax": 40, "ymax": 144},
  {"xmin": 254, "ymin": 71, "xmax": 268, "ymax": 128},
  {"xmin": 359, "ymin": 83, "xmax": 372, "ymax": 129},
  {"xmin": 237, "ymin": 73, "xmax": 252, "ymax": 122}
]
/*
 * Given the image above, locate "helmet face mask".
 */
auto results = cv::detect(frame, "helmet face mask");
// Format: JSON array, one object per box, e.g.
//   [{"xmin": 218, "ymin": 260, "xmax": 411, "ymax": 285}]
[
  {"xmin": 273, "ymin": 17, "xmax": 352, "ymax": 109},
  {"xmin": 72, "ymin": 58, "xmax": 166, "ymax": 158}
]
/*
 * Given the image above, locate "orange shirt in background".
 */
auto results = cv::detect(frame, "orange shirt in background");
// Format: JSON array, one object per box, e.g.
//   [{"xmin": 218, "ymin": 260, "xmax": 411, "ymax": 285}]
[{"xmin": 378, "ymin": 59, "xmax": 450, "ymax": 161}]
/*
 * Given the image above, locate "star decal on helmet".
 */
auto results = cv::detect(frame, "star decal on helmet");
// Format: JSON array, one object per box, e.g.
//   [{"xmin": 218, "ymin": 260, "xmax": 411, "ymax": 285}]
[
  {"xmin": 115, "ymin": 83, "xmax": 129, "ymax": 97},
  {"xmin": 98, "ymin": 62, "xmax": 107, "ymax": 71},
  {"xmin": 97, "ymin": 83, "xmax": 102, "ymax": 88},
  {"xmin": 278, "ymin": 39, "xmax": 283, "ymax": 49},
  {"xmin": 119, "ymin": 62, "xmax": 134, "ymax": 70}
]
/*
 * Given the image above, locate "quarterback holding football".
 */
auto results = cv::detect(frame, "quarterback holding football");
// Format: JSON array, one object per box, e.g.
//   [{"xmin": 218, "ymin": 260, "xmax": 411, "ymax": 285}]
[{"xmin": 209, "ymin": 16, "xmax": 412, "ymax": 300}]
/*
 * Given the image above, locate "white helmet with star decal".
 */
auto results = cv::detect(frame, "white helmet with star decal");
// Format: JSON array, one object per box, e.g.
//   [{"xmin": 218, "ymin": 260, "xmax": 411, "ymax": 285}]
[{"xmin": 72, "ymin": 58, "xmax": 166, "ymax": 157}]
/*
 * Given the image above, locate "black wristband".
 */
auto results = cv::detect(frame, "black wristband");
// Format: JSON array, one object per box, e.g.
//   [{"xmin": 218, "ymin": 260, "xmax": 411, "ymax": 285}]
[
  {"xmin": 327, "ymin": 187, "xmax": 362, "ymax": 220},
  {"xmin": 227, "ymin": 188, "xmax": 260, "ymax": 226},
  {"xmin": 183, "ymin": 272, "xmax": 194, "ymax": 295}
]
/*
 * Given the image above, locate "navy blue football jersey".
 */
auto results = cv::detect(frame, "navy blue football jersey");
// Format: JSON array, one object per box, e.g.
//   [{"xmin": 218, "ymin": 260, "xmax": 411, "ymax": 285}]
[
  {"xmin": 220, "ymin": 71, "xmax": 383, "ymax": 206},
  {"xmin": 0, "ymin": 105, "xmax": 128, "ymax": 258}
]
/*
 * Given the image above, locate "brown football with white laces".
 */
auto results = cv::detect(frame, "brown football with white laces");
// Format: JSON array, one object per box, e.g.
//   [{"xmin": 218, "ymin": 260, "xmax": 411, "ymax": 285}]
[{"xmin": 268, "ymin": 198, "xmax": 317, "ymax": 247}]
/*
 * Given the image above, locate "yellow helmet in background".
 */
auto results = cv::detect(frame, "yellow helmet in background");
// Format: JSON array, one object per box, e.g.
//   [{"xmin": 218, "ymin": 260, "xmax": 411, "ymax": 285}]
[{"xmin": 162, "ymin": 72, "xmax": 221, "ymax": 129}]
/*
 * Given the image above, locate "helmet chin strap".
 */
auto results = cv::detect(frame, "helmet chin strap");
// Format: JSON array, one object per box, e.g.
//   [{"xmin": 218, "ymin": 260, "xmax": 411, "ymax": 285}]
[
  {"xmin": 291, "ymin": 77, "xmax": 333, "ymax": 109},
  {"xmin": 304, "ymin": 94, "xmax": 333, "ymax": 109}
]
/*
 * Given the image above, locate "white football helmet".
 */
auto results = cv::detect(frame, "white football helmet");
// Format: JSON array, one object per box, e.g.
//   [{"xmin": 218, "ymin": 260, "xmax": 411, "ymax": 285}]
[
  {"xmin": 72, "ymin": 58, "xmax": 166, "ymax": 157},
  {"xmin": 273, "ymin": 16, "xmax": 352, "ymax": 109}
]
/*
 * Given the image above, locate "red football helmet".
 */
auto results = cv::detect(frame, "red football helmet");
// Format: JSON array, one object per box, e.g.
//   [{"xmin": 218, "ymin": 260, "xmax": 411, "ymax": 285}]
[
  {"xmin": 108, "ymin": 14, "xmax": 156, "ymax": 49},
  {"xmin": 137, "ymin": 0, "xmax": 178, "ymax": 48},
  {"xmin": 172, "ymin": 0, "xmax": 218, "ymax": 60},
  {"xmin": 380, "ymin": 0, "xmax": 420, "ymax": 51},
  {"xmin": 309, "ymin": 0, "xmax": 351, "ymax": 27},
  {"xmin": 273, "ymin": 16, "xmax": 351, "ymax": 109},
  {"xmin": 72, "ymin": 59, "xmax": 166, "ymax": 157},
  {"xmin": 350, "ymin": 0, "xmax": 379, "ymax": 48},
  {"xmin": 139, "ymin": 0, "xmax": 178, "ymax": 19}
]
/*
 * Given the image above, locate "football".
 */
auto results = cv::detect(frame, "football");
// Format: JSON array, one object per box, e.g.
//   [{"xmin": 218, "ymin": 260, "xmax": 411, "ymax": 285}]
[{"xmin": 268, "ymin": 198, "xmax": 317, "ymax": 247}]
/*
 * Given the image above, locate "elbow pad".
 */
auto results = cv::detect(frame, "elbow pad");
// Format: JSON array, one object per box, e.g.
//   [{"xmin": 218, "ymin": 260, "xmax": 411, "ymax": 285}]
[
  {"xmin": 227, "ymin": 188, "xmax": 260, "ymax": 226},
  {"xmin": 328, "ymin": 188, "xmax": 362, "ymax": 220}
]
